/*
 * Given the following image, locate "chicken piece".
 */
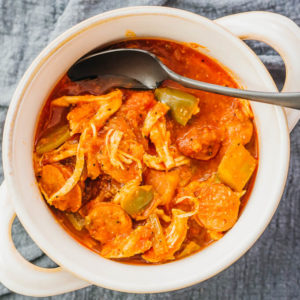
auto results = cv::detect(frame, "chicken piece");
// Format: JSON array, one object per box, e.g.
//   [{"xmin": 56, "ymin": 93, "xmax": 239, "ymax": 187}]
[
  {"xmin": 143, "ymin": 153, "xmax": 189, "ymax": 171},
  {"xmin": 119, "ymin": 90, "xmax": 157, "ymax": 130},
  {"xmin": 65, "ymin": 90, "xmax": 122, "ymax": 135},
  {"xmin": 42, "ymin": 140, "xmax": 78, "ymax": 163},
  {"xmin": 149, "ymin": 120, "xmax": 175, "ymax": 169},
  {"xmin": 175, "ymin": 195, "xmax": 200, "ymax": 218},
  {"xmin": 166, "ymin": 209, "xmax": 190, "ymax": 231},
  {"xmin": 100, "ymin": 224, "xmax": 153, "ymax": 258},
  {"xmin": 142, "ymin": 102, "xmax": 169, "ymax": 137},
  {"xmin": 85, "ymin": 202, "xmax": 132, "ymax": 244},
  {"xmin": 97, "ymin": 117, "xmax": 145, "ymax": 183},
  {"xmin": 143, "ymin": 117, "xmax": 190, "ymax": 171},
  {"xmin": 52, "ymin": 90, "xmax": 122, "ymax": 107},
  {"xmin": 145, "ymin": 168, "xmax": 180, "ymax": 206},
  {"xmin": 105, "ymin": 129, "xmax": 125, "ymax": 169},
  {"xmin": 184, "ymin": 180, "xmax": 241, "ymax": 232},
  {"xmin": 145, "ymin": 214, "xmax": 168, "ymax": 259},
  {"xmin": 115, "ymin": 91, "xmax": 156, "ymax": 150},
  {"xmin": 39, "ymin": 164, "xmax": 82, "ymax": 212},
  {"xmin": 142, "ymin": 209, "xmax": 189, "ymax": 263},
  {"xmin": 99, "ymin": 146, "xmax": 143, "ymax": 183},
  {"xmin": 176, "ymin": 125, "xmax": 221, "ymax": 160},
  {"xmin": 155, "ymin": 208, "xmax": 172, "ymax": 223},
  {"xmin": 67, "ymin": 102, "xmax": 101, "ymax": 135},
  {"xmin": 48, "ymin": 127, "xmax": 86, "ymax": 202}
]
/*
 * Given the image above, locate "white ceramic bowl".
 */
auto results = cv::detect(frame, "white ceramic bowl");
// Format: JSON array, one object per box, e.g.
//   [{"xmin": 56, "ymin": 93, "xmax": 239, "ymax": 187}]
[{"xmin": 1, "ymin": 7, "xmax": 300, "ymax": 297}]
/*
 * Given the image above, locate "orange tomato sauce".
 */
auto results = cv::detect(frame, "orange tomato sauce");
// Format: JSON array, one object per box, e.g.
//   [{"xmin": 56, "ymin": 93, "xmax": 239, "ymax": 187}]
[{"xmin": 34, "ymin": 39, "xmax": 258, "ymax": 264}]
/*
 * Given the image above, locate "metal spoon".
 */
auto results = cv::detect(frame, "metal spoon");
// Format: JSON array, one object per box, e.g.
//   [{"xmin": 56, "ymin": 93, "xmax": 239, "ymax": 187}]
[{"xmin": 68, "ymin": 48, "xmax": 300, "ymax": 109}]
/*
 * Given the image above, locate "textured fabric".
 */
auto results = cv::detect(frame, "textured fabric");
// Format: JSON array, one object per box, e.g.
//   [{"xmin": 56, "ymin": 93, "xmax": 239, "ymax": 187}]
[{"xmin": 0, "ymin": 0, "xmax": 300, "ymax": 299}]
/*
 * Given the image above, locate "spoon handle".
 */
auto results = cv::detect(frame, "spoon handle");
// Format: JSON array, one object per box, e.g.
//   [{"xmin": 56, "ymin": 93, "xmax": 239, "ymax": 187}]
[{"xmin": 165, "ymin": 68, "xmax": 300, "ymax": 109}]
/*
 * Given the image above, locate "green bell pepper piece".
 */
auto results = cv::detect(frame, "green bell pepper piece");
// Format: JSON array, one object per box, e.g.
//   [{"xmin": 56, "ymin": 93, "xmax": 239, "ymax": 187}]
[
  {"xmin": 155, "ymin": 88, "xmax": 199, "ymax": 125},
  {"xmin": 36, "ymin": 124, "xmax": 70, "ymax": 155},
  {"xmin": 121, "ymin": 185, "xmax": 154, "ymax": 216}
]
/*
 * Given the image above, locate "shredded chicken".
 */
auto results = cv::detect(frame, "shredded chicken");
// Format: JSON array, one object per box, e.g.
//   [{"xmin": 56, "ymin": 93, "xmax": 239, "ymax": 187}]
[
  {"xmin": 104, "ymin": 128, "xmax": 143, "ymax": 180},
  {"xmin": 142, "ymin": 102, "xmax": 169, "ymax": 137},
  {"xmin": 66, "ymin": 90, "xmax": 123, "ymax": 135},
  {"xmin": 150, "ymin": 120, "xmax": 174, "ymax": 169},
  {"xmin": 51, "ymin": 90, "xmax": 123, "ymax": 107},
  {"xmin": 146, "ymin": 214, "xmax": 168, "ymax": 257},
  {"xmin": 143, "ymin": 153, "xmax": 190, "ymax": 171},
  {"xmin": 142, "ymin": 103, "xmax": 182, "ymax": 170},
  {"xmin": 106, "ymin": 129, "xmax": 124, "ymax": 169},
  {"xmin": 155, "ymin": 208, "xmax": 171, "ymax": 223},
  {"xmin": 42, "ymin": 141, "xmax": 78, "ymax": 163},
  {"xmin": 49, "ymin": 128, "xmax": 86, "ymax": 202},
  {"xmin": 143, "ymin": 115, "xmax": 190, "ymax": 171},
  {"xmin": 100, "ymin": 224, "xmax": 153, "ymax": 258},
  {"xmin": 142, "ymin": 209, "xmax": 189, "ymax": 262},
  {"xmin": 176, "ymin": 195, "xmax": 200, "ymax": 218}
]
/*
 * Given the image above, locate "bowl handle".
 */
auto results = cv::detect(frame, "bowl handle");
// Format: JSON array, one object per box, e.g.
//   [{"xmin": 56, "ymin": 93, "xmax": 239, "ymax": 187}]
[
  {"xmin": 215, "ymin": 11, "xmax": 300, "ymax": 132},
  {"xmin": 0, "ymin": 181, "xmax": 90, "ymax": 296}
]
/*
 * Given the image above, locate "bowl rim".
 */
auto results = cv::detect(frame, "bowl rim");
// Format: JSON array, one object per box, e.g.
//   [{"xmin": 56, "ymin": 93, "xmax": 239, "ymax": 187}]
[{"xmin": 2, "ymin": 6, "xmax": 290, "ymax": 293}]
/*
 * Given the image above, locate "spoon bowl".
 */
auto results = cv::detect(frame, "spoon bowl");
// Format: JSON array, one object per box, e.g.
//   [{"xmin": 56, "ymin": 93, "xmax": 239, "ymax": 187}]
[
  {"xmin": 68, "ymin": 49, "xmax": 167, "ymax": 89},
  {"xmin": 68, "ymin": 48, "xmax": 300, "ymax": 109}
]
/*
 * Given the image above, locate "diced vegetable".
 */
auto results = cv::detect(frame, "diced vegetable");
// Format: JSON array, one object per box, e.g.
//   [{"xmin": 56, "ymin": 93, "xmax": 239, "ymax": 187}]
[
  {"xmin": 155, "ymin": 88, "xmax": 199, "ymax": 125},
  {"xmin": 217, "ymin": 143, "xmax": 257, "ymax": 191},
  {"xmin": 120, "ymin": 185, "xmax": 154, "ymax": 216},
  {"xmin": 36, "ymin": 124, "xmax": 70, "ymax": 155},
  {"xmin": 65, "ymin": 212, "xmax": 85, "ymax": 231},
  {"xmin": 177, "ymin": 241, "xmax": 201, "ymax": 259},
  {"xmin": 207, "ymin": 230, "xmax": 223, "ymax": 241}
]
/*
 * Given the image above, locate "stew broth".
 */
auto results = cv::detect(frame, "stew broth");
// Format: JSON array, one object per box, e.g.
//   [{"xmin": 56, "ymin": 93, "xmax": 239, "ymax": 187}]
[{"xmin": 34, "ymin": 39, "xmax": 258, "ymax": 264}]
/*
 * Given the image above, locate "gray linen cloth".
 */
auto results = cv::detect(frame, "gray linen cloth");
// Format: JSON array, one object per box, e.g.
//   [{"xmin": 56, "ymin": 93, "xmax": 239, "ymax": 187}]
[{"xmin": 0, "ymin": 0, "xmax": 299, "ymax": 299}]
